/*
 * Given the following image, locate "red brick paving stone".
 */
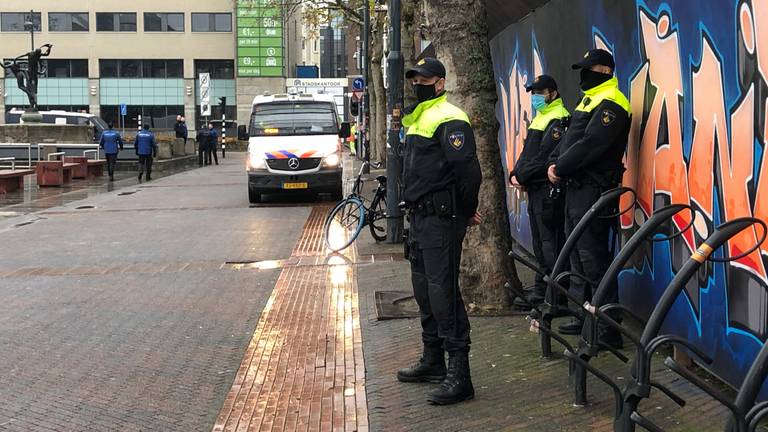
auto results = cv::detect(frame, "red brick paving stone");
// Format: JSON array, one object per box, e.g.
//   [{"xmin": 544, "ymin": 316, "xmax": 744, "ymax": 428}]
[{"xmin": 212, "ymin": 206, "xmax": 367, "ymax": 432}]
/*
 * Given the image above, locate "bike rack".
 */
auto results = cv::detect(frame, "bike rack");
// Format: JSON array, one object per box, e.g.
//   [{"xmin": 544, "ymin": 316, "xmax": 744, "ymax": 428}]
[
  {"xmin": 631, "ymin": 336, "xmax": 768, "ymax": 432},
  {"xmin": 572, "ymin": 203, "xmax": 696, "ymax": 405},
  {"xmin": 608, "ymin": 217, "xmax": 767, "ymax": 432},
  {"xmin": 529, "ymin": 186, "xmax": 636, "ymax": 358}
]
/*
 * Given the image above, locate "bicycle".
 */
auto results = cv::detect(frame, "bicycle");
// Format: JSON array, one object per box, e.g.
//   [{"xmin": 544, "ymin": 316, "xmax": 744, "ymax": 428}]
[{"xmin": 323, "ymin": 160, "xmax": 387, "ymax": 252}]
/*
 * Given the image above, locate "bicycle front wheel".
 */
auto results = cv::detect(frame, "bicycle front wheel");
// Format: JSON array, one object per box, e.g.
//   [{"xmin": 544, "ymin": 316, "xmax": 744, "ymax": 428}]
[{"xmin": 324, "ymin": 197, "xmax": 366, "ymax": 252}]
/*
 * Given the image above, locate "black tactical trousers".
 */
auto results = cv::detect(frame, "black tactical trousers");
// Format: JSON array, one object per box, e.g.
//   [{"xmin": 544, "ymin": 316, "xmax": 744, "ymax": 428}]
[
  {"xmin": 408, "ymin": 213, "xmax": 471, "ymax": 353},
  {"xmin": 527, "ymin": 186, "xmax": 565, "ymax": 296},
  {"xmin": 564, "ymin": 183, "xmax": 618, "ymax": 306},
  {"xmin": 205, "ymin": 143, "xmax": 218, "ymax": 165},
  {"xmin": 105, "ymin": 153, "xmax": 118, "ymax": 178},
  {"xmin": 138, "ymin": 155, "xmax": 153, "ymax": 178}
]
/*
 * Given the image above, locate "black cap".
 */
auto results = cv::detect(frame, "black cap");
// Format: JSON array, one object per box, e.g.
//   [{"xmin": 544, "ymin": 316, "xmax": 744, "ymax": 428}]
[
  {"xmin": 525, "ymin": 74, "xmax": 558, "ymax": 92},
  {"xmin": 405, "ymin": 57, "xmax": 446, "ymax": 79},
  {"xmin": 571, "ymin": 48, "xmax": 615, "ymax": 70}
]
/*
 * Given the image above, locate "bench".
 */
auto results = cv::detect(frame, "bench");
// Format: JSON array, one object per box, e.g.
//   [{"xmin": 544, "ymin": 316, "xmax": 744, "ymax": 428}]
[
  {"xmin": 81, "ymin": 149, "xmax": 106, "ymax": 178},
  {"xmin": 36, "ymin": 160, "xmax": 77, "ymax": 186},
  {"xmin": 86, "ymin": 160, "xmax": 106, "ymax": 178},
  {"xmin": 0, "ymin": 168, "xmax": 35, "ymax": 193},
  {"xmin": 63, "ymin": 156, "xmax": 89, "ymax": 179}
]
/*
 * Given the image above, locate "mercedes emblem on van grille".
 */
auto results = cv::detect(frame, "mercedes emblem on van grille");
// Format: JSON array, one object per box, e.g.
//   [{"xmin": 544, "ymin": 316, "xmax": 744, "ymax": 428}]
[{"xmin": 288, "ymin": 158, "xmax": 300, "ymax": 170}]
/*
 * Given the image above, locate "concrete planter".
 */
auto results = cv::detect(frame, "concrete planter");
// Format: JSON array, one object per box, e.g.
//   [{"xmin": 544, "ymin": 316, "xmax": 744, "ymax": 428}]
[
  {"xmin": 172, "ymin": 138, "xmax": 186, "ymax": 156},
  {"xmin": 157, "ymin": 142, "xmax": 173, "ymax": 160}
]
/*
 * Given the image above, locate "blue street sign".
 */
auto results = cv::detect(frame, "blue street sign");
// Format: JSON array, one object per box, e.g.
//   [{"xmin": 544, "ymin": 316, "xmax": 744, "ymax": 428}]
[
  {"xmin": 120, "ymin": 104, "xmax": 127, "ymax": 116},
  {"xmin": 352, "ymin": 77, "xmax": 365, "ymax": 91}
]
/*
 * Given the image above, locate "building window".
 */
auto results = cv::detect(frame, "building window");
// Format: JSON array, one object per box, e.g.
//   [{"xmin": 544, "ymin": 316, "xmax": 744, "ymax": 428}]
[
  {"xmin": 99, "ymin": 59, "xmax": 183, "ymax": 78},
  {"xmin": 100, "ymin": 105, "xmax": 184, "ymax": 130},
  {"xmin": 96, "ymin": 13, "xmax": 136, "ymax": 32},
  {"xmin": 191, "ymin": 13, "xmax": 231, "ymax": 32},
  {"xmin": 194, "ymin": 60, "xmax": 234, "ymax": 80},
  {"xmin": 144, "ymin": 13, "xmax": 184, "ymax": 32},
  {"xmin": 1, "ymin": 12, "xmax": 41, "ymax": 32},
  {"xmin": 48, "ymin": 13, "xmax": 89, "ymax": 32},
  {"xmin": 45, "ymin": 59, "xmax": 89, "ymax": 78}
]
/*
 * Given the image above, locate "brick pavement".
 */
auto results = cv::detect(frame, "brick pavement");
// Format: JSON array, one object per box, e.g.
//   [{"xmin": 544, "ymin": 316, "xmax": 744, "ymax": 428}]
[
  {"xmin": 213, "ymin": 206, "xmax": 369, "ymax": 432},
  {"xmin": 0, "ymin": 155, "xmax": 311, "ymax": 431}
]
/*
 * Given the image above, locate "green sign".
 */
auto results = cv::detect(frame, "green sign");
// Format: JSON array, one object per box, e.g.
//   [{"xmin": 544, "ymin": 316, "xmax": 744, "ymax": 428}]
[{"xmin": 236, "ymin": 1, "xmax": 283, "ymax": 77}]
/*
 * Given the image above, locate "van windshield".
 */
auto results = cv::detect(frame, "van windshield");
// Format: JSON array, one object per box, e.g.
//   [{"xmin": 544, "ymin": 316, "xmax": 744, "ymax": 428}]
[{"xmin": 250, "ymin": 102, "xmax": 337, "ymax": 136}]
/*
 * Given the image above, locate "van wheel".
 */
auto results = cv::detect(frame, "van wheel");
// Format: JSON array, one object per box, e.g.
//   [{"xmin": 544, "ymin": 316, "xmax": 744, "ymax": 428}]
[{"xmin": 249, "ymin": 187, "xmax": 261, "ymax": 204}]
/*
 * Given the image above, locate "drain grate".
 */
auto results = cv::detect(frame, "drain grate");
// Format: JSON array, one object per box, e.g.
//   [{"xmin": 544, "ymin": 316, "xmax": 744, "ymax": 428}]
[
  {"xmin": 14, "ymin": 220, "xmax": 35, "ymax": 228},
  {"xmin": 75, "ymin": 205, "xmax": 96, "ymax": 210},
  {"xmin": 118, "ymin": 191, "xmax": 137, "ymax": 196}
]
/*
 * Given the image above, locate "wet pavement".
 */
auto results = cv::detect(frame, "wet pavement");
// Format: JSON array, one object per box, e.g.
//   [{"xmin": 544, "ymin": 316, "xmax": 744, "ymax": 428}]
[{"xmin": 0, "ymin": 152, "xmax": 760, "ymax": 431}]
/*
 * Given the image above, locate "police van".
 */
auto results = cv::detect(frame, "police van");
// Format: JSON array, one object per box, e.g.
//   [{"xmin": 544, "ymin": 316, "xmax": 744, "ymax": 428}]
[{"xmin": 239, "ymin": 92, "xmax": 350, "ymax": 203}]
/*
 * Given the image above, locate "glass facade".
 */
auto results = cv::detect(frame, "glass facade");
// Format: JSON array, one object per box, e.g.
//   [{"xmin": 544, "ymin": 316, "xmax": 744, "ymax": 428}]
[
  {"xmin": 96, "ymin": 13, "xmax": 137, "ymax": 32},
  {"xmin": 48, "ymin": 13, "xmax": 89, "ymax": 32},
  {"xmin": 99, "ymin": 60, "xmax": 183, "ymax": 79},
  {"xmin": 4, "ymin": 78, "xmax": 89, "ymax": 106},
  {"xmin": 0, "ymin": 12, "xmax": 42, "ymax": 32},
  {"xmin": 192, "ymin": 13, "xmax": 232, "ymax": 32},
  {"xmin": 144, "ymin": 13, "xmax": 184, "ymax": 32}
]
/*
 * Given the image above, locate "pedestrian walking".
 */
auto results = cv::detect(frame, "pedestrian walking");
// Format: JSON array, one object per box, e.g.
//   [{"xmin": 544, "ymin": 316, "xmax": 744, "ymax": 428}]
[
  {"xmin": 134, "ymin": 123, "xmax": 157, "ymax": 182},
  {"xmin": 207, "ymin": 122, "xmax": 219, "ymax": 165},
  {"xmin": 174, "ymin": 115, "xmax": 188, "ymax": 144},
  {"xmin": 546, "ymin": 49, "xmax": 630, "ymax": 348},
  {"xmin": 196, "ymin": 123, "xmax": 210, "ymax": 167},
  {"xmin": 397, "ymin": 57, "xmax": 482, "ymax": 405},
  {"xmin": 509, "ymin": 75, "xmax": 570, "ymax": 309},
  {"xmin": 99, "ymin": 122, "xmax": 123, "ymax": 181}
]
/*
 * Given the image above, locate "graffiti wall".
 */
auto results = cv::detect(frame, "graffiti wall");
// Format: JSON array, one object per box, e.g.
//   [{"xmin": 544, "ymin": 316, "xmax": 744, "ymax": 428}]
[{"xmin": 489, "ymin": 0, "xmax": 768, "ymax": 396}]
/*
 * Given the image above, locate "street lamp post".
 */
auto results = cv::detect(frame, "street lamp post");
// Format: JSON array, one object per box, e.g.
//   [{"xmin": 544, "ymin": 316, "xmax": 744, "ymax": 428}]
[
  {"xmin": 385, "ymin": 0, "xmax": 404, "ymax": 243},
  {"xmin": 24, "ymin": 10, "xmax": 35, "ymax": 51}
]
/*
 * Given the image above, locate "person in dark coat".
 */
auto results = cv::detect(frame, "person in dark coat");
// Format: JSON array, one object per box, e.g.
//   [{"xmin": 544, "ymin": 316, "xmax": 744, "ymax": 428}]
[
  {"xmin": 134, "ymin": 124, "xmax": 157, "ymax": 182},
  {"xmin": 99, "ymin": 122, "xmax": 123, "ymax": 181}
]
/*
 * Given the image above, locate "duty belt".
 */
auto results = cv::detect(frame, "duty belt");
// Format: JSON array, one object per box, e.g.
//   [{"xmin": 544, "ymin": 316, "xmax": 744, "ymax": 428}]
[{"xmin": 406, "ymin": 189, "xmax": 453, "ymax": 217}]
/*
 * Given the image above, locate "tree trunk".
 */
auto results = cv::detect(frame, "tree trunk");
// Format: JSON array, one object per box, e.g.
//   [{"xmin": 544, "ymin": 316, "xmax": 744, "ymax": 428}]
[
  {"xmin": 422, "ymin": 0, "xmax": 518, "ymax": 311},
  {"xmin": 369, "ymin": 12, "xmax": 387, "ymax": 164},
  {"xmin": 401, "ymin": 0, "xmax": 418, "ymax": 106}
]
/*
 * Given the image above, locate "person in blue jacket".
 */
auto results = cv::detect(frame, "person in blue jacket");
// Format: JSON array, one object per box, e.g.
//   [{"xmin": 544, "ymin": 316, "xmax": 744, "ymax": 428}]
[
  {"xmin": 134, "ymin": 123, "xmax": 157, "ymax": 182},
  {"xmin": 99, "ymin": 122, "xmax": 123, "ymax": 181}
]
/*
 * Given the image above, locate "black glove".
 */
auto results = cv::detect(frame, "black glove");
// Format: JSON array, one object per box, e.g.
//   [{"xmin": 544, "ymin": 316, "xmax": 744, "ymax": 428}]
[{"xmin": 153, "ymin": 150, "xmax": 157, "ymax": 158}]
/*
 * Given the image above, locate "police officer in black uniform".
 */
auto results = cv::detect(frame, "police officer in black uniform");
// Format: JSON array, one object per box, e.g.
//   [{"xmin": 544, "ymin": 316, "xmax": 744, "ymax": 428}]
[
  {"xmin": 395, "ymin": 58, "xmax": 482, "ymax": 405},
  {"xmin": 547, "ymin": 49, "xmax": 630, "ymax": 347},
  {"xmin": 509, "ymin": 75, "xmax": 570, "ymax": 309}
]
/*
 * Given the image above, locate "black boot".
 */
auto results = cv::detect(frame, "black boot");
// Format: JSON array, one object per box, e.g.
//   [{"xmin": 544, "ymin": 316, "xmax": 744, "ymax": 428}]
[
  {"xmin": 557, "ymin": 316, "xmax": 584, "ymax": 335},
  {"xmin": 396, "ymin": 346, "xmax": 446, "ymax": 383},
  {"xmin": 428, "ymin": 351, "xmax": 474, "ymax": 405},
  {"xmin": 138, "ymin": 172, "xmax": 143, "ymax": 182}
]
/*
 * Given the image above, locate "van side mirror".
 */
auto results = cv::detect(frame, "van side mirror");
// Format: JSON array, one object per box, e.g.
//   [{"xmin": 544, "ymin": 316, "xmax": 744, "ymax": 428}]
[
  {"xmin": 339, "ymin": 122, "xmax": 351, "ymax": 139},
  {"xmin": 238, "ymin": 125, "xmax": 248, "ymax": 140}
]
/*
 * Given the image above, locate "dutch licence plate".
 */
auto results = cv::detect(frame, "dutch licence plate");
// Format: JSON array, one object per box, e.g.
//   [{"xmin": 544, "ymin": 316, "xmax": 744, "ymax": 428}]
[{"xmin": 283, "ymin": 182, "xmax": 308, "ymax": 189}]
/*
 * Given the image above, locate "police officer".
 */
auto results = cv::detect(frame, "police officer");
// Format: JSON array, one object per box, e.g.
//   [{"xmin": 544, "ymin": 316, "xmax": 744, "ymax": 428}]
[
  {"xmin": 196, "ymin": 123, "xmax": 210, "ymax": 167},
  {"xmin": 509, "ymin": 75, "xmax": 569, "ymax": 309},
  {"xmin": 99, "ymin": 122, "xmax": 123, "ymax": 181},
  {"xmin": 134, "ymin": 123, "xmax": 157, "ymax": 182},
  {"xmin": 396, "ymin": 58, "xmax": 482, "ymax": 406},
  {"xmin": 547, "ymin": 49, "xmax": 630, "ymax": 347},
  {"xmin": 207, "ymin": 122, "xmax": 219, "ymax": 166}
]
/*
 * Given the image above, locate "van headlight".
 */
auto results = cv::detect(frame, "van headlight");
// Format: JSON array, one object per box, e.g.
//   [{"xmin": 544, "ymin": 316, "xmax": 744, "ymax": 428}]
[
  {"xmin": 248, "ymin": 152, "xmax": 266, "ymax": 170},
  {"xmin": 323, "ymin": 152, "xmax": 340, "ymax": 167}
]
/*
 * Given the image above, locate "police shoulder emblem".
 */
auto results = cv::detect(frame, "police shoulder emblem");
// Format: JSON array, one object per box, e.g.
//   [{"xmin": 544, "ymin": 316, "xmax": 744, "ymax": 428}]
[
  {"xmin": 552, "ymin": 126, "xmax": 563, "ymax": 141},
  {"xmin": 601, "ymin": 109, "xmax": 617, "ymax": 126},
  {"xmin": 448, "ymin": 131, "xmax": 465, "ymax": 150}
]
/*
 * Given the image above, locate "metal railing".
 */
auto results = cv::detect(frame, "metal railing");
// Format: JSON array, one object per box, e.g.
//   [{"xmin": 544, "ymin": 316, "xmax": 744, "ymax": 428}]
[
  {"xmin": 0, "ymin": 143, "xmax": 32, "ymax": 168},
  {"xmin": 0, "ymin": 156, "xmax": 16, "ymax": 170},
  {"xmin": 36, "ymin": 143, "xmax": 100, "ymax": 162},
  {"xmin": 47, "ymin": 152, "xmax": 66, "ymax": 161}
]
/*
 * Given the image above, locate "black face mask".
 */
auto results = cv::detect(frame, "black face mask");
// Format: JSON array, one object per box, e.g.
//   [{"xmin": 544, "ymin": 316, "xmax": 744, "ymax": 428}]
[
  {"xmin": 413, "ymin": 83, "xmax": 437, "ymax": 103},
  {"xmin": 580, "ymin": 69, "xmax": 613, "ymax": 91}
]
